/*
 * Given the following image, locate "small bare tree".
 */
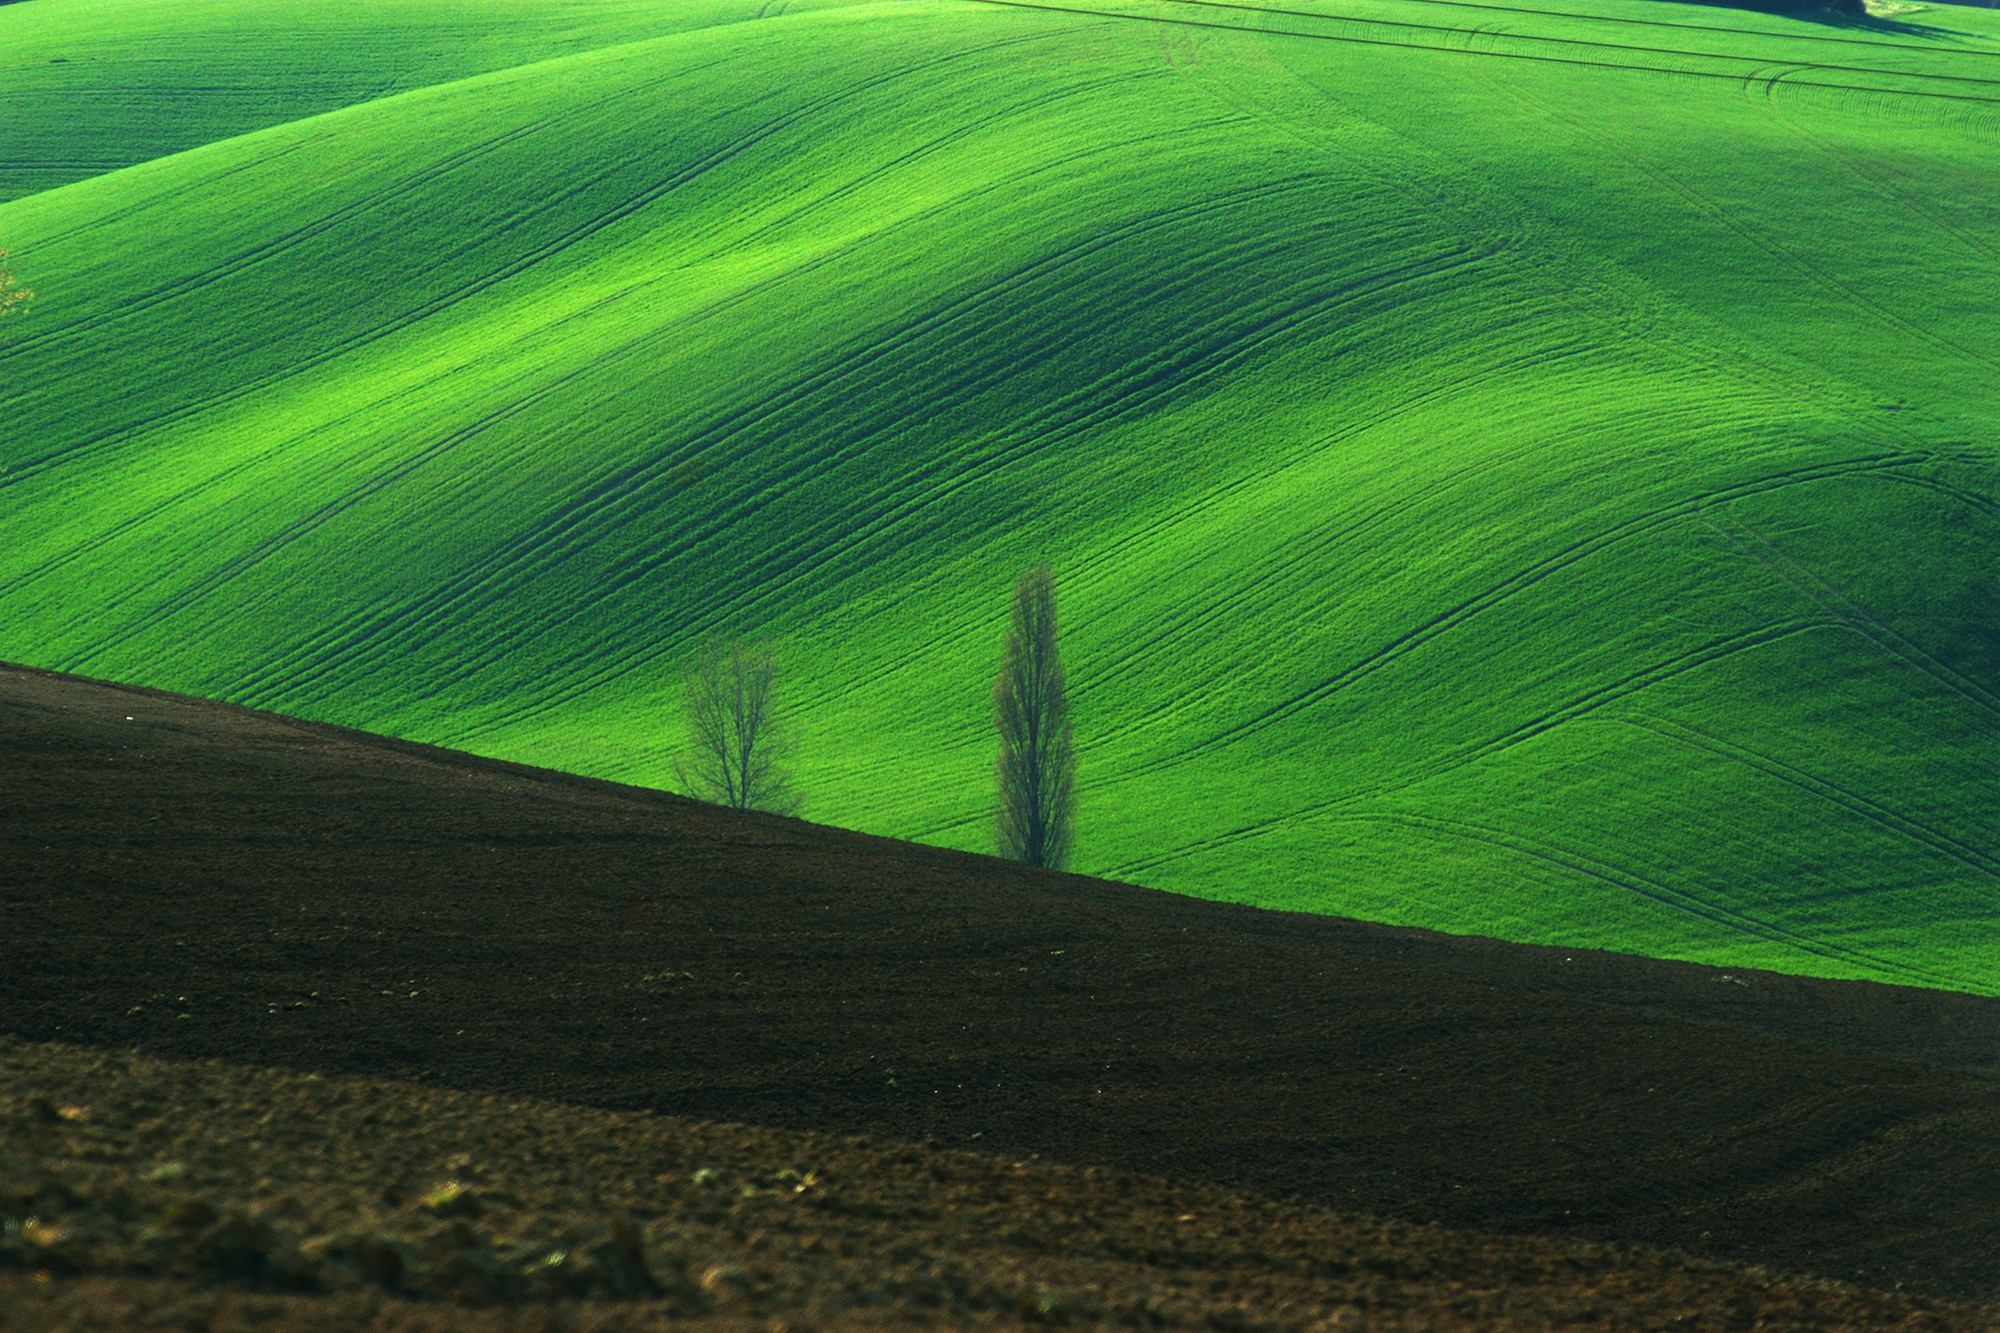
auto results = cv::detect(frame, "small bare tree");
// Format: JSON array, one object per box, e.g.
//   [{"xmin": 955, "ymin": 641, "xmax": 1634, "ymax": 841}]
[
  {"xmin": 673, "ymin": 638, "xmax": 800, "ymax": 815},
  {"xmin": 994, "ymin": 563, "xmax": 1076, "ymax": 869}
]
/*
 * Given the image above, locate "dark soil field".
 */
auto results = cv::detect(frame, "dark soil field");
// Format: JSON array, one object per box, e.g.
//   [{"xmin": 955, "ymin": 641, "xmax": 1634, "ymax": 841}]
[
  {"xmin": 6, "ymin": 661, "xmax": 2000, "ymax": 1328},
  {"xmin": 5, "ymin": 1038, "xmax": 1993, "ymax": 1333}
]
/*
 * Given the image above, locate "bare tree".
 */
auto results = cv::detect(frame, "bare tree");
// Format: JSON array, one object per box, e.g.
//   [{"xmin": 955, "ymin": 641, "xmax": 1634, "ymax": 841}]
[
  {"xmin": 994, "ymin": 563, "xmax": 1076, "ymax": 869},
  {"xmin": 673, "ymin": 638, "xmax": 799, "ymax": 815}
]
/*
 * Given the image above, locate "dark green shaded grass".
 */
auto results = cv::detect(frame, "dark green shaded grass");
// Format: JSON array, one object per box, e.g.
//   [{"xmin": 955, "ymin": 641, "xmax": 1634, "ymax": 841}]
[{"xmin": 2, "ymin": 0, "xmax": 1999, "ymax": 990}]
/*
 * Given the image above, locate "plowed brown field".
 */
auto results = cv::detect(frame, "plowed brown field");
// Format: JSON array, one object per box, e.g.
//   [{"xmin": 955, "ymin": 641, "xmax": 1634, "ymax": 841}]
[{"xmin": 5, "ymin": 661, "xmax": 2000, "ymax": 1330}]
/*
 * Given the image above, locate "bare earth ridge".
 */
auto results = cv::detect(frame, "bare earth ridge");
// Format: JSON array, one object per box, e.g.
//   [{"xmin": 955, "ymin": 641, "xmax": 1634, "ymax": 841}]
[{"xmin": 4, "ymin": 662, "xmax": 2000, "ymax": 1326}]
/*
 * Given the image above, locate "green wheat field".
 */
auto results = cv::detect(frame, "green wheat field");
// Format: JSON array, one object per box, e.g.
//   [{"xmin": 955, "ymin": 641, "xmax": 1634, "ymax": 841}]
[{"xmin": 3, "ymin": 0, "xmax": 1998, "ymax": 991}]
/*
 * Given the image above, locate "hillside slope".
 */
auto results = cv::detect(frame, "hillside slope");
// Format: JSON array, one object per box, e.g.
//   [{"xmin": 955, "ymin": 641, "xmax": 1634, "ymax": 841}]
[
  {"xmin": 8, "ymin": 662, "xmax": 2000, "ymax": 1303},
  {"xmin": 3, "ymin": 0, "xmax": 2000, "ymax": 990},
  {"xmin": 0, "ymin": 0, "xmax": 798, "ymax": 203}
]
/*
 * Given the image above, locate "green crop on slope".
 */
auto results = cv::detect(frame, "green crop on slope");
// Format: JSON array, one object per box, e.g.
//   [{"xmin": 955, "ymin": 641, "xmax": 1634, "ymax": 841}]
[
  {"xmin": 0, "ymin": 0, "xmax": 824, "ymax": 203},
  {"xmin": 2, "ymin": 0, "xmax": 1998, "ymax": 991}
]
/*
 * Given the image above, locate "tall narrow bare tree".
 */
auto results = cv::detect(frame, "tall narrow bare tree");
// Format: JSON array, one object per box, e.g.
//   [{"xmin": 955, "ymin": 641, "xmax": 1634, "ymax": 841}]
[
  {"xmin": 994, "ymin": 563, "xmax": 1076, "ymax": 869},
  {"xmin": 674, "ymin": 638, "xmax": 799, "ymax": 815}
]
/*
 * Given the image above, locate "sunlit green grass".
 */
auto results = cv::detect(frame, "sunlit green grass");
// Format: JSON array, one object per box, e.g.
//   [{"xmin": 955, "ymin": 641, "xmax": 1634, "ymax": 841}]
[{"xmin": 3, "ymin": 0, "xmax": 1999, "ymax": 991}]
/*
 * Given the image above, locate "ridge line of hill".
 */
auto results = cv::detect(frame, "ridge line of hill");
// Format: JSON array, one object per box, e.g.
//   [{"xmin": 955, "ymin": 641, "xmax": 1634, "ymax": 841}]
[
  {"xmin": 0, "ymin": 0, "xmax": 866, "ymax": 213},
  {"xmin": 10, "ymin": 655, "xmax": 1999, "ymax": 1068}
]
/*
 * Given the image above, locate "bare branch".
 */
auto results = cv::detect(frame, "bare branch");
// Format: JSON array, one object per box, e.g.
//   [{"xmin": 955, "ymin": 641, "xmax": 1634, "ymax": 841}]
[{"xmin": 673, "ymin": 639, "xmax": 800, "ymax": 815}]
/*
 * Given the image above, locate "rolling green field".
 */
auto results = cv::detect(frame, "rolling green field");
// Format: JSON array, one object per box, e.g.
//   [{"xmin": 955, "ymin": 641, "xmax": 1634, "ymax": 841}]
[{"xmin": 4, "ymin": 0, "xmax": 1999, "ymax": 992}]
